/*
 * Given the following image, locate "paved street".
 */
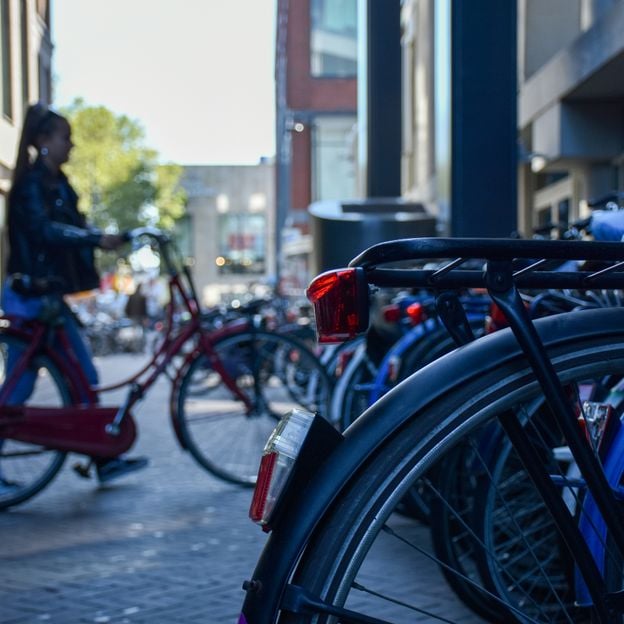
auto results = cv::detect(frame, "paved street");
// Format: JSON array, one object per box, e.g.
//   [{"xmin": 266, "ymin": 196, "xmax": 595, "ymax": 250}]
[{"xmin": 0, "ymin": 353, "xmax": 485, "ymax": 624}]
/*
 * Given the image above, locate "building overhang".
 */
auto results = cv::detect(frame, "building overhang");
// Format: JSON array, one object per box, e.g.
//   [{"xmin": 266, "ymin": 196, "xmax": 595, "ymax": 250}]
[
  {"xmin": 519, "ymin": 1, "xmax": 624, "ymax": 129},
  {"xmin": 532, "ymin": 99, "xmax": 624, "ymax": 167}
]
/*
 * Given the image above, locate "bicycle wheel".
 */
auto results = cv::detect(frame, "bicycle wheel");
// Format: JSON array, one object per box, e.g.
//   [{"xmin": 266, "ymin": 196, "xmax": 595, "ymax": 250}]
[
  {"xmin": 176, "ymin": 329, "xmax": 332, "ymax": 486},
  {"xmin": 389, "ymin": 324, "xmax": 484, "ymax": 525},
  {"xmin": 0, "ymin": 332, "xmax": 69, "ymax": 510},
  {"xmin": 428, "ymin": 437, "xmax": 510, "ymax": 621},
  {"xmin": 473, "ymin": 405, "xmax": 579, "ymax": 622},
  {"xmin": 336, "ymin": 352, "xmax": 377, "ymax": 430},
  {"xmin": 275, "ymin": 331, "xmax": 624, "ymax": 623}
]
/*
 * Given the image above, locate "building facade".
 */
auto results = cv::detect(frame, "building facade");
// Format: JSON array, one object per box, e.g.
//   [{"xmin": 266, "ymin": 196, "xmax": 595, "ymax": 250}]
[
  {"xmin": 179, "ymin": 162, "xmax": 275, "ymax": 306},
  {"xmin": 517, "ymin": 0, "xmax": 624, "ymax": 235},
  {"xmin": 0, "ymin": 0, "xmax": 53, "ymax": 240},
  {"xmin": 275, "ymin": 0, "xmax": 359, "ymax": 289},
  {"xmin": 401, "ymin": 0, "xmax": 624, "ymax": 236}
]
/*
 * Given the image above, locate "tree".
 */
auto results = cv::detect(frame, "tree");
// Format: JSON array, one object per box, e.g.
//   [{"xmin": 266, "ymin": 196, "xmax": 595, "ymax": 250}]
[{"xmin": 61, "ymin": 99, "xmax": 186, "ymax": 232}]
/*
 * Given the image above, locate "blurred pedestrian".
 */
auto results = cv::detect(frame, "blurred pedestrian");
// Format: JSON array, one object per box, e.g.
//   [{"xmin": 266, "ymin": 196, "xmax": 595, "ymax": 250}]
[
  {"xmin": 125, "ymin": 283, "xmax": 148, "ymax": 326},
  {"xmin": 2, "ymin": 103, "xmax": 148, "ymax": 484}
]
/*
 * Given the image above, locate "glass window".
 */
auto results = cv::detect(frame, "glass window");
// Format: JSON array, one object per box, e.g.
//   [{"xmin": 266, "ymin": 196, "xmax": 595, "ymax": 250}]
[
  {"xmin": 312, "ymin": 115, "xmax": 357, "ymax": 201},
  {"xmin": 1, "ymin": 0, "xmax": 13, "ymax": 120},
  {"xmin": 310, "ymin": 0, "xmax": 357, "ymax": 77},
  {"xmin": 216, "ymin": 213, "xmax": 266, "ymax": 275}
]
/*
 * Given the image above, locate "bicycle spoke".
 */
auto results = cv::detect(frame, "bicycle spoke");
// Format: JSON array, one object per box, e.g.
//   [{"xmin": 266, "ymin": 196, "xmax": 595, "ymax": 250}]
[{"xmin": 350, "ymin": 581, "xmax": 456, "ymax": 624}]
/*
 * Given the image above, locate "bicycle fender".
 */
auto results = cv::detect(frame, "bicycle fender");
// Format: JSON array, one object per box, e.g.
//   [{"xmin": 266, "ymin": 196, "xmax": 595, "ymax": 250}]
[{"xmin": 240, "ymin": 307, "xmax": 624, "ymax": 623}]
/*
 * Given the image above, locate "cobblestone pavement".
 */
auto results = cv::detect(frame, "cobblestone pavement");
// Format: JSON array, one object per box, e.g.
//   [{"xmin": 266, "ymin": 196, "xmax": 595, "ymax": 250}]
[{"xmin": 0, "ymin": 353, "xmax": 485, "ymax": 624}]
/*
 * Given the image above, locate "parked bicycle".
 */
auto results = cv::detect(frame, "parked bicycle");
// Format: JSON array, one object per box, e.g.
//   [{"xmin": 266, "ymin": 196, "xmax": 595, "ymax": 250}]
[
  {"xmin": 241, "ymin": 233, "xmax": 624, "ymax": 624},
  {"xmin": 332, "ymin": 290, "xmax": 490, "ymax": 429},
  {"xmin": 0, "ymin": 227, "xmax": 332, "ymax": 510}
]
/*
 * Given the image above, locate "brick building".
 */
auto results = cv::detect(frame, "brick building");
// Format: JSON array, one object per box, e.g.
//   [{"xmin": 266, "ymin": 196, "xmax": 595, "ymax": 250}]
[{"xmin": 275, "ymin": 0, "xmax": 359, "ymax": 291}]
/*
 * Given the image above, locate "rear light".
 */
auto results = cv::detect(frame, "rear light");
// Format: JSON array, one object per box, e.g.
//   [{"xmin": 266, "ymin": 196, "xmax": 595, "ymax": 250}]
[
  {"xmin": 250, "ymin": 408, "xmax": 315, "ymax": 528},
  {"xmin": 486, "ymin": 303, "xmax": 508, "ymax": 333},
  {"xmin": 249, "ymin": 408, "xmax": 343, "ymax": 531},
  {"xmin": 306, "ymin": 268, "xmax": 369, "ymax": 343},
  {"xmin": 406, "ymin": 302, "xmax": 424, "ymax": 325},
  {"xmin": 335, "ymin": 349, "xmax": 354, "ymax": 377},
  {"xmin": 382, "ymin": 304, "xmax": 401, "ymax": 324}
]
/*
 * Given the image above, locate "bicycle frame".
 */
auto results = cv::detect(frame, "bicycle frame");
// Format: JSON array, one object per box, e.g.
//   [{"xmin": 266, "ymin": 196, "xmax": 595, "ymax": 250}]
[
  {"xmin": 0, "ymin": 228, "xmax": 254, "ymax": 458},
  {"xmin": 241, "ymin": 237, "xmax": 624, "ymax": 623}
]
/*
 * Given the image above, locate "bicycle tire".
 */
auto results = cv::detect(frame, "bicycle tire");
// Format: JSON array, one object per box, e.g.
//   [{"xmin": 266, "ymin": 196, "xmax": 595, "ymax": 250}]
[
  {"xmin": 396, "ymin": 318, "xmax": 486, "ymax": 381},
  {"xmin": 337, "ymin": 353, "xmax": 376, "ymax": 430},
  {"xmin": 175, "ymin": 329, "xmax": 333, "ymax": 486},
  {"xmin": 0, "ymin": 332, "xmax": 69, "ymax": 510},
  {"xmin": 273, "ymin": 331, "xmax": 624, "ymax": 623}
]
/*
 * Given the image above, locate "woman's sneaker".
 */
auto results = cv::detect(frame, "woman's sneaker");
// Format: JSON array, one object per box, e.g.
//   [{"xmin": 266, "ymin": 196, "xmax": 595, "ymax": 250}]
[{"xmin": 96, "ymin": 457, "xmax": 149, "ymax": 483}]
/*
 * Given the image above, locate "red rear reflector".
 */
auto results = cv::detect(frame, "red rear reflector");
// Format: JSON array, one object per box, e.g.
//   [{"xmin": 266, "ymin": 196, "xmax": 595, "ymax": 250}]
[
  {"xmin": 406, "ymin": 302, "xmax": 424, "ymax": 325},
  {"xmin": 306, "ymin": 268, "xmax": 369, "ymax": 343},
  {"xmin": 249, "ymin": 408, "xmax": 316, "ymax": 529},
  {"xmin": 249, "ymin": 452, "xmax": 277, "ymax": 523},
  {"xmin": 382, "ymin": 304, "xmax": 401, "ymax": 323}
]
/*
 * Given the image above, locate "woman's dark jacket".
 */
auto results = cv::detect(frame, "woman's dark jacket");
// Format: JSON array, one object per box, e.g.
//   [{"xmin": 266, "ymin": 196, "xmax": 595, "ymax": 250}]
[{"xmin": 7, "ymin": 158, "xmax": 102, "ymax": 295}]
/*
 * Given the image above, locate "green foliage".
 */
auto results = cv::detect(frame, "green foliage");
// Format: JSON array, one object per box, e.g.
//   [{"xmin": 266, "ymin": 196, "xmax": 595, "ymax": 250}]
[
  {"xmin": 154, "ymin": 163, "xmax": 187, "ymax": 230},
  {"xmin": 61, "ymin": 98, "xmax": 186, "ymax": 232}
]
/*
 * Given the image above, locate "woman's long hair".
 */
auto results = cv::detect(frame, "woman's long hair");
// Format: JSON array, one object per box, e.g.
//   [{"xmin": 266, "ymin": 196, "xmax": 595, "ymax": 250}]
[{"xmin": 11, "ymin": 103, "xmax": 65, "ymax": 187}]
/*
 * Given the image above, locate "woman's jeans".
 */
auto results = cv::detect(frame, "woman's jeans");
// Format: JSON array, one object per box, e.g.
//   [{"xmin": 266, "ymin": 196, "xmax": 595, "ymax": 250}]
[{"xmin": 1, "ymin": 283, "xmax": 99, "ymax": 404}]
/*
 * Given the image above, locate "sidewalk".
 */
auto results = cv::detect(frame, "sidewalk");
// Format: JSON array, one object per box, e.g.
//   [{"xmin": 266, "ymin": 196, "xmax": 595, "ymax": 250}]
[{"xmin": 0, "ymin": 353, "xmax": 484, "ymax": 623}]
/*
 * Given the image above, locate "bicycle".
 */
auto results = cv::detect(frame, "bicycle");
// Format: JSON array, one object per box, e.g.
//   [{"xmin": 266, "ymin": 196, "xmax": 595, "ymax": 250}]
[
  {"xmin": 334, "ymin": 291, "xmax": 491, "ymax": 429},
  {"xmin": 426, "ymin": 283, "xmax": 624, "ymax": 619},
  {"xmin": 240, "ymin": 235, "xmax": 624, "ymax": 623},
  {"xmin": 0, "ymin": 227, "xmax": 332, "ymax": 510}
]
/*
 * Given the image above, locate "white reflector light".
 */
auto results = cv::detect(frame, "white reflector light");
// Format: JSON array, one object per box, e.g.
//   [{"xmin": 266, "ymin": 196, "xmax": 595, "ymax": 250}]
[{"xmin": 249, "ymin": 408, "xmax": 315, "ymax": 528}]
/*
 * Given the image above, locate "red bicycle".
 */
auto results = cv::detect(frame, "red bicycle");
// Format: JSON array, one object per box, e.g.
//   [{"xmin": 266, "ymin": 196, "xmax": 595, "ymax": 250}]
[{"xmin": 0, "ymin": 228, "xmax": 332, "ymax": 509}]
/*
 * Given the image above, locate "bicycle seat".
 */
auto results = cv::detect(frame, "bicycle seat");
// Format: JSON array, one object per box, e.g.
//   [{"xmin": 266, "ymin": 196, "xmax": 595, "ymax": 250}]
[
  {"xmin": 591, "ymin": 210, "xmax": 624, "ymax": 242},
  {"xmin": 236, "ymin": 298, "xmax": 271, "ymax": 316}
]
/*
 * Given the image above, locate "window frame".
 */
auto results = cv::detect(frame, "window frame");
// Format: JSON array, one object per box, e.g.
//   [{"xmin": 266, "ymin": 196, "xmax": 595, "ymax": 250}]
[{"xmin": 1, "ymin": 0, "xmax": 14, "ymax": 121}]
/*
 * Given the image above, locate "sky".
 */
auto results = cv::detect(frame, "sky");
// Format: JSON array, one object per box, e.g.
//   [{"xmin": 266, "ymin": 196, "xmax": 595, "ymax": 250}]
[{"xmin": 52, "ymin": 0, "xmax": 276, "ymax": 166}]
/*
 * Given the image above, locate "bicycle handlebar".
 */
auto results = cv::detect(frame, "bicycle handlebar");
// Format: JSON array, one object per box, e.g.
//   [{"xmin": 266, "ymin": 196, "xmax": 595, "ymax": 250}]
[
  {"xmin": 122, "ymin": 227, "xmax": 171, "ymax": 244},
  {"xmin": 120, "ymin": 227, "xmax": 181, "ymax": 278}
]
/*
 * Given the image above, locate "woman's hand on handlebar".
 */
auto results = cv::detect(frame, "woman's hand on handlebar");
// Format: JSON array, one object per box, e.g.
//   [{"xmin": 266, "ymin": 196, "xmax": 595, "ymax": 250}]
[
  {"xmin": 99, "ymin": 233, "xmax": 126, "ymax": 250},
  {"xmin": 99, "ymin": 227, "xmax": 169, "ymax": 250}
]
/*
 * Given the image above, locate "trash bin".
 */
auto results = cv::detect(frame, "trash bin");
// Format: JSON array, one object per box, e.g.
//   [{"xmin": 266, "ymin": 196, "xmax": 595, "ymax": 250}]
[{"xmin": 308, "ymin": 198, "xmax": 437, "ymax": 274}]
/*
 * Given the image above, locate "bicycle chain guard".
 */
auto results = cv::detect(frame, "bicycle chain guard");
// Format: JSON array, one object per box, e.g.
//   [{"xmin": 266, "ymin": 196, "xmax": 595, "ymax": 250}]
[{"xmin": 0, "ymin": 405, "xmax": 137, "ymax": 457}]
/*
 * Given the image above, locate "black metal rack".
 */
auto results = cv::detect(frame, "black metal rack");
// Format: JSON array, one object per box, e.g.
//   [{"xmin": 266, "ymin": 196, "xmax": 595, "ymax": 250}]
[{"xmin": 350, "ymin": 237, "xmax": 624, "ymax": 290}]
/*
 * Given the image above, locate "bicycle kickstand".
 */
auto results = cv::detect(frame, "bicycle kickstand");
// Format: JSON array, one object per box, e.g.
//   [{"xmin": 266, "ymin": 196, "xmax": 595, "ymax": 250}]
[{"xmin": 72, "ymin": 458, "xmax": 94, "ymax": 479}]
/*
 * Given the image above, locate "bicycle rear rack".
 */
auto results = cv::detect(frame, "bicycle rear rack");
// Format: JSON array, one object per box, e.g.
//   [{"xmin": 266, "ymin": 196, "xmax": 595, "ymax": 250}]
[{"xmin": 351, "ymin": 237, "xmax": 624, "ymax": 290}]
